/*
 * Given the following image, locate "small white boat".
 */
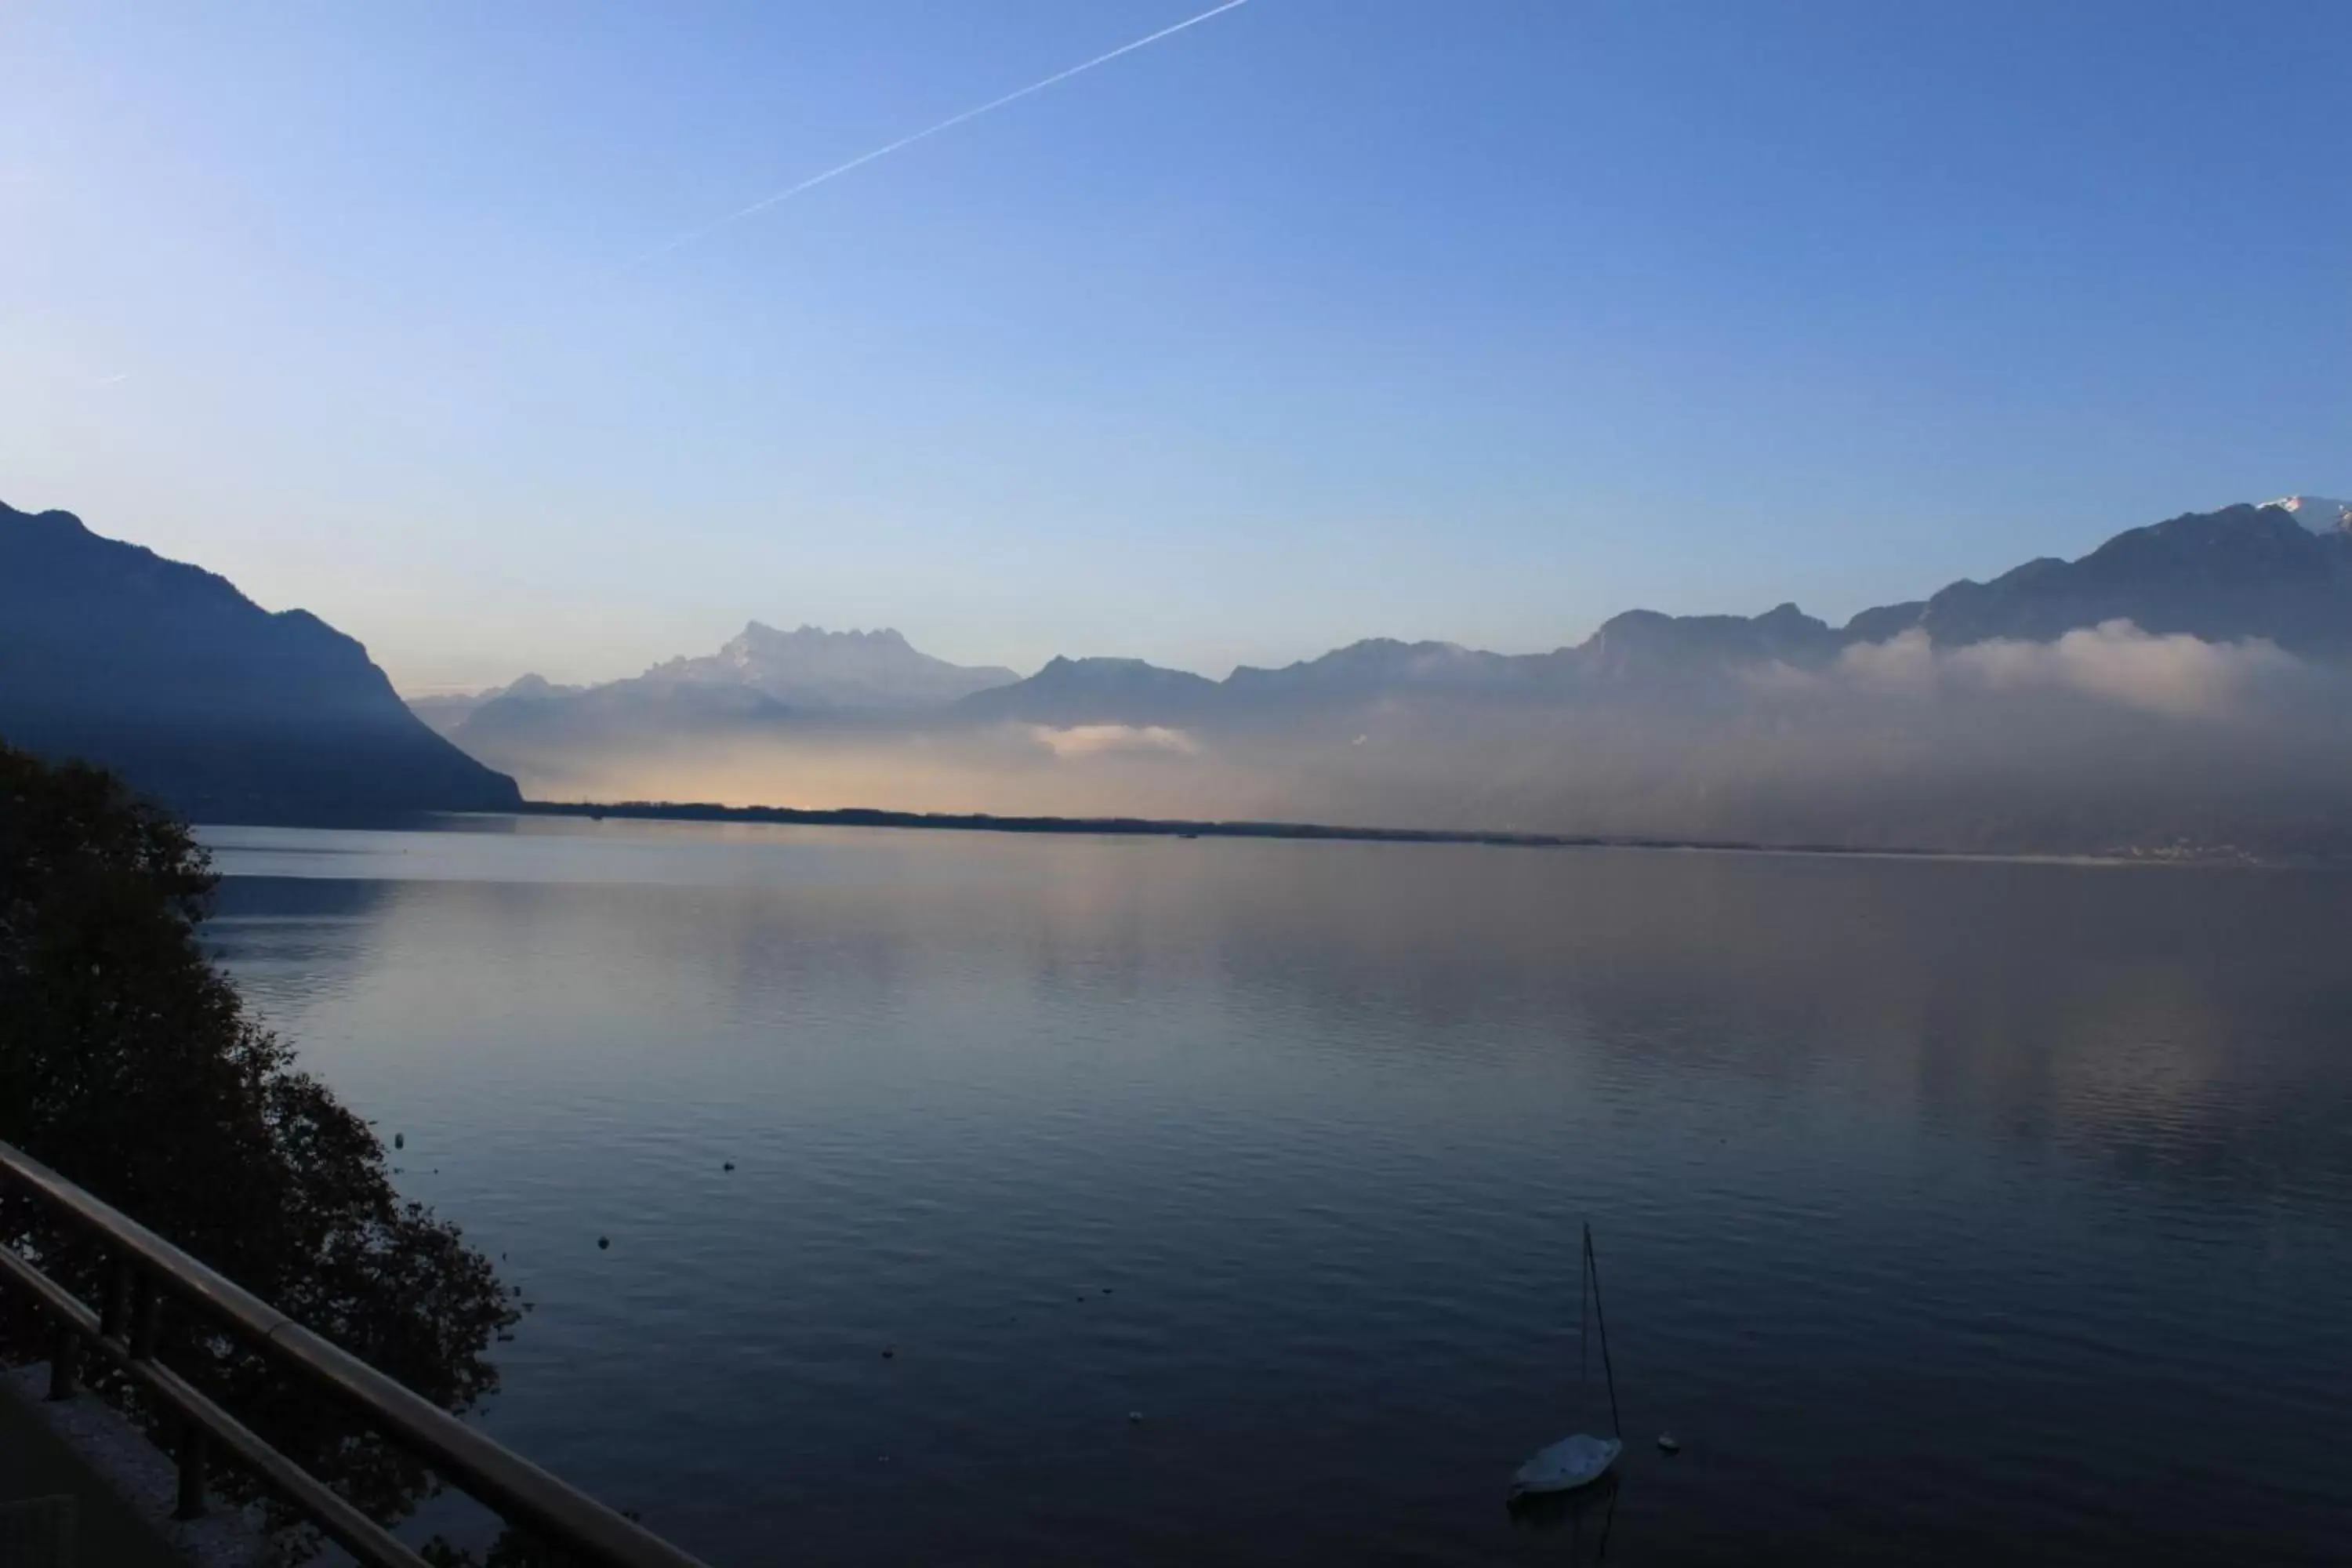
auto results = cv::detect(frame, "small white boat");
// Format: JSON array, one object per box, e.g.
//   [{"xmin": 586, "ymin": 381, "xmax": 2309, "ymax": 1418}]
[
  {"xmin": 1510, "ymin": 1223, "xmax": 1626, "ymax": 1501},
  {"xmin": 1511, "ymin": 1432, "xmax": 1622, "ymax": 1497}
]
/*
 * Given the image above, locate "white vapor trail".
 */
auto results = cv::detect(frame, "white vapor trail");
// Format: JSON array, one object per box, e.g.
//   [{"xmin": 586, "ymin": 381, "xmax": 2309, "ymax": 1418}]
[{"xmin": 629, "ymin": 0, "xmax": 1254, "ymax": 267}]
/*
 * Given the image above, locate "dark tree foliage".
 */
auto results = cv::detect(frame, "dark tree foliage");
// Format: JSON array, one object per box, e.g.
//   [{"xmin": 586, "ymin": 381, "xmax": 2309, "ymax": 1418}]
[{"xmin": 0, "ymin": 742, "xmax": 517, "ymax": 1529}]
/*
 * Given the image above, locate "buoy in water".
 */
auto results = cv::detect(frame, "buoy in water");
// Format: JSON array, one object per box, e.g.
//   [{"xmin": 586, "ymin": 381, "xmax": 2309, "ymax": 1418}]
[{"xmin": 1657, "ymin": 1432, "xmax": 1682, "ymax": 1455}]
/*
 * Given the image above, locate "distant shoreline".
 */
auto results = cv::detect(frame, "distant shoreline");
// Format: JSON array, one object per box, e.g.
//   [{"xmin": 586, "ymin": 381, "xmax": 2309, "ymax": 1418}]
[
  {"xmin": 515, "ymin": 797, "xmax": 2102, "ymax": 864},
  {"xmin": 185, "ymin": 797, "xmax": 2296, "ymax": 866}
]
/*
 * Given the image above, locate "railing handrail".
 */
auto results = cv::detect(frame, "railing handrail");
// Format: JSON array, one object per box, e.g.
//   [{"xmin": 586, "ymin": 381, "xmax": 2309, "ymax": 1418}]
[{"xmin": 0, "ymin": 1137, "xmax": 712, "ymax": 1568}]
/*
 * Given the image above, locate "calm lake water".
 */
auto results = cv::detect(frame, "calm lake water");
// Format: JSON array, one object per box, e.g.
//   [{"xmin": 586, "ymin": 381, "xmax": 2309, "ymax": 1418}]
[{"xmin": 198, "ymin": 818, "xmax": 2352, "ymax": 1566}]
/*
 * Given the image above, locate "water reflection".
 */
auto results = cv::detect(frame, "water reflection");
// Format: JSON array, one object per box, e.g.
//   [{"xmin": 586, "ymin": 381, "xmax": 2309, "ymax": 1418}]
[
  {"xmin": 1507, "ymin": 1474, "xmax": 1618, "ymax": 1563},
  {"xmin": 201, "ymin": 822, "xmax": 2352, "ymax": 1566}
]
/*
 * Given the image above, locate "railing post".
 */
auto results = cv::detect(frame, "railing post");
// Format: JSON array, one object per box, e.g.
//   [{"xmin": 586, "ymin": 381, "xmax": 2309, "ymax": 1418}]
[
  {"xmin": 101, "ymin": 1257, "xmax": 132, "ymax": 1342},
  {"xmin": 174, "ymin": 1421, "xmax": 208, "ymax": 1520},
  {"xmin": 128, "ymin": 1277, "xmax": 161, "ymax": 1362},
  {"xmin": 45, "ymin": 1317, "xmax": 79, "ymax": 1401}
]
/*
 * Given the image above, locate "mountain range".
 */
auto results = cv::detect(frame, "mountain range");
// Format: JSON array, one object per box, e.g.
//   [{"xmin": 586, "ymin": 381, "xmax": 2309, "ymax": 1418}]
[
  {"xmin": 411, "ymin": 622, "xmax": 1016, "ymax": 735},
  {"xmin": 441, "ymin": 498, "xmax": 2352, "ymax": 748},
  {"xmin": 0, "ymin": 499, "xmax": 519, "ymax": 815},
  {"xmin": 6, "ymin": 490, "xmax": 2350, "ymax": 851},
  {"xmin": 407, "ymin": 495, "xmax": 2352, "ymax": 858}
]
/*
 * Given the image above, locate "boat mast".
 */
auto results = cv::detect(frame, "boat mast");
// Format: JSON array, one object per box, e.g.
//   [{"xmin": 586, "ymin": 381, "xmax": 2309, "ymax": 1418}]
[{"xmin": 1584, "ymin": 1223, "xmax": 1622, "ymax": 1440}]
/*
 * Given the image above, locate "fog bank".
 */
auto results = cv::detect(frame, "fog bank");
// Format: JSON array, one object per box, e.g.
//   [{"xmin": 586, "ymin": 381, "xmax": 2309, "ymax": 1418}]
[{"xmin": 456, "ymin": 623, "xmax": 2352, "ymax": 859}]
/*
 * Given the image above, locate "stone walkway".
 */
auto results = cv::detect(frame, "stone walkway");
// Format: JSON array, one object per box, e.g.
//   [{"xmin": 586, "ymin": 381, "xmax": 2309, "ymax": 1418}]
[
  {"xmin": 0, "ymin": 1369, "xmax": 184, "ymax": 1567},
  {"xmin": 2, "ymin": 1365, "xmax": 291, "ymax": 1567}
]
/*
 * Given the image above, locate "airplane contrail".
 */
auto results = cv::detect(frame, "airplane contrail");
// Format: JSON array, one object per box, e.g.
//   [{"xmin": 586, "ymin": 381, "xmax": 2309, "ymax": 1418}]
[{"xmin": 628, "ymin": 0, "xmax": 1254, "ymax": 267}]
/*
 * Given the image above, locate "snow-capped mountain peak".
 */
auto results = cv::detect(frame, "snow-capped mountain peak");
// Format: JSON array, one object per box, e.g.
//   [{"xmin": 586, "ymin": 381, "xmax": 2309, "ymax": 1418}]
[
  {"xmin": 2266, "ymin": 495, "xmax": 2352, "ymax": 534},
  {"xmin": 641, "ymin": 622, "xmax": 1018, "ymax": 710}
]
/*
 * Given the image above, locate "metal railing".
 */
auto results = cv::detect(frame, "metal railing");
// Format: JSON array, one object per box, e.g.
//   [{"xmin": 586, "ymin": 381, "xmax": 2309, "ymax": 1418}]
[{"xmin": 0, "ymin": 1138, "xmax": 711, "ymax": 1568}]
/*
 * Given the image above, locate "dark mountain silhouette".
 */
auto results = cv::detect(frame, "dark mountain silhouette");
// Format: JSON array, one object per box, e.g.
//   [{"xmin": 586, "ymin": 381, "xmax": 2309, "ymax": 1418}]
[
  {"xmin": 408, "ymin": 673, "xmax": 582, "ymax": 737},
  {"xmin": 1224, "ymin": 639, "xmax": 1538, "ymax": 707},
  {"xmin": 1842, "ymin": 600, "xmax": 1929, "ymax": 644},
  {"xmin": 1576, "ymin": 601, "xmax": 1842, "ymax": 684},
  {"xmin": 456, "ymin": 675, "xmax": 795, "ymax": 757},
  {"xmin": 0, "ymin": 499, "xmax": 521, "ymax": 815},
  {"xmin": 1889, "ymin": 503, "xmax": 2352, "ymax": 654},
  {"xmin": 952, "ymin": 656, "xmax": 1221, "ymax": 726}
]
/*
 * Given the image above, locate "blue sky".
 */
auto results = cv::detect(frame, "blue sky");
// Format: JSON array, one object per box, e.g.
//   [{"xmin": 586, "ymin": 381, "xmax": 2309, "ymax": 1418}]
[{"xmin": 5, "ymin": 0, "xmax": 2345, "ymax": 692}]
